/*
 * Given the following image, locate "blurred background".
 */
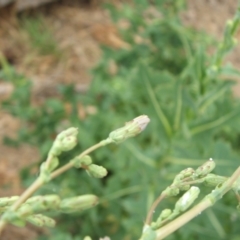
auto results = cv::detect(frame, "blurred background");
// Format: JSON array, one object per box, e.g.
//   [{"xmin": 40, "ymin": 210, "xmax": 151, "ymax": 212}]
[{"xmin": 0, "ymin": 0, "xmax": 240, "ymax": 239}]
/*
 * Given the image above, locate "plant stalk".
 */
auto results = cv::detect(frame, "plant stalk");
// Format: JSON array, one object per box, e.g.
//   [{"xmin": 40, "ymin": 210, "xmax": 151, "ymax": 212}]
[
  {"xmin": 155, "ymin": 166, "xmax": 240, "ymax": 239},
  {"xmin": 0, "ymin": 141, "xmax": 107, "ymax": 235}
]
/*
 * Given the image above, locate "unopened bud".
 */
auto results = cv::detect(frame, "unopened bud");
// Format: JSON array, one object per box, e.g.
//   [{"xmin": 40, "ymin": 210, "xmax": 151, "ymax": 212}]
[
  {"xmin": 151, "ymin": 209, "xmax": 172, "ymax": 230},
  {"xmin": 0, "ymin": 196, "xmax": 19, "ymax": 207},
  {"xmin": 18, "ymin": 195, "xmax": 61, "ymax": 216},
  {"xmin": 195, "ymin": 158, "xmax": 216, "ymax": 178},
  {"xmin": 71, "ymin": 155, "xmax": 92, "ymax": 168},
  {"xmin": 83, "ymin": 237, "xmax": 92, "ymax": 240},
  {"xmin": 46, "ymin": 156, "xmax": 59, "ymax": 172},
  {"xmin": 179, "ymin": 184, "xmax": 191, "ymax": 191},
  {"xmin": 87, "ymin": 164, "xmax": 108, "ymax": 178},
  {"xmin": 141, "ymin": 225, "xmax": 157, "ymax": 240},
  {"xmin": 204, "ymin": 174, "xmax": 227, "ymax": 187},
  {"xmin": 27, "ymin": 214, "xmax": 56, "ymax": 227},
  {"xmin": 175, "ymin": 186, "xmax": 200, "ymax": 212},
  {"xmin": 158, "ymin": 209, "xmax": 172, "ymax": 220},
  {"xmin": 60, "ymin": 194, "xmax": 98, "ymax": 213},
  {"xmin": 49, "ymin": 127, "xmax": 78, "ymax": 156},
  {"xmin": 108, "ymin": 115, "xmax": 150, "ymax": 144},
  {"xmin": 173, "ymin": 168, "xmax": 195, "ymax": 184},
  {"xmin": 162, "ymin": 186, "xmax": 180, "ymax": 197}
]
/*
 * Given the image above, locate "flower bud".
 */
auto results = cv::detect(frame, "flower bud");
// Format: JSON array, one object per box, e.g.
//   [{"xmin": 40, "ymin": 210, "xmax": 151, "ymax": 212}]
[
  {"xmin": 195, "ymin": 158, "xmax": 216, "ymax": 178},
  {"xmin": 83, "ymin": 237, "xmax": 92, "ymax": 240},
  {"xmin": 151, "ymin": 209, "xmax": 172, "ymax": 230},
  {"xmin": 87, "ymin": 164, "xmax": 108, "ymax": 178},
  {"xmin": 71, "ymin": 155, "xmax": 92, "ymax": 168},
  {"xmin": 141, "ymin": 225, "xmax": 157, "ymax": 240},
  {"xmin": 174, "ymin": 186, "xmax": 200, "ymax": 212},
  {"xmin": 179, "ymin": 184, "xmax": 190, "ymax": 192},
  {"xmin": 162, "ymin": 186, "xmax": 180, "ymax": 197},
  {"xmin": 18, "ymin": 195, "xmax": 61, "ymax": 216},
  {"xmin": 49, "ymin": 127, "xmax": 78, "ymax": 156},
  {"xmin": 60, "ymin": 194, "xmax": 98, "ymax": 213},
  {"xmin": 173, "ymin": 168, "xmax": 195, "ymax": 184},
  {"xmin": 204, "ymin": 174, "xmax": 227, "ymax": 187},
  {"xmin": 108, "ymin": 115, "xmax": 150, "ymax": 144},
  {"xmin": 27, "ymin": 214, "xmax": 56, "ymax": 227},
  {"xmin": 47, "ymin": 156, "xmax": 59, "ymax": 172},
  {"xmin": 158, "ymin": 209, "xmax": 172, "ymax": 222},
  {"xmin": 0, "ymin": 196, "xmax": 19, "ymax": 207}
]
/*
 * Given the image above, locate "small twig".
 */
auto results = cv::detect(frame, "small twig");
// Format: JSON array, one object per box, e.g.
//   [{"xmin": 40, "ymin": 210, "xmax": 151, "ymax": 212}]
[{"xmin": 145, "ymin": 193, "xmax": 166, "ymax": 225}]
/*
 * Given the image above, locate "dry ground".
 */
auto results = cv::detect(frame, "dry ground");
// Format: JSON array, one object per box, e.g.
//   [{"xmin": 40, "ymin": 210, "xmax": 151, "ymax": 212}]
[{"xmin": 0, "ymin": 0, "xmax": 239, "ymax": 239}]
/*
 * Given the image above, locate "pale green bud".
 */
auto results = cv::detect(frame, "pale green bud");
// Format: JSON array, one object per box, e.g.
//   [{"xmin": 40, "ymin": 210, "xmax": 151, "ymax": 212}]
[
  {"xmin": 195, "ymin": 158, "xmax": 216, "ymax": 178},
  {"xmin": 27, "ymin": 214, "xmax": 55, "ymax": 227},
  {"xmin": 175, "ymin": 186, "xmax": 200, "ymax": 212},
  {"xmin": 204, "ymin": 174, "xmax": 227, "ymax": 187},
  {"xmin": 157, "ymin": 209, "xmax": 172, "ymax": 222},
  {"xmin": 179, "ymin": 184, "xmax": 191, "ymax": 191},
  {"xmin": 141, "ymin": 225, "xmax": 156, "ymax": 240},
  {"xmin": 39, "ymin": 162, "xmax": 51, "ymax": 183},
  {"xmin": 162, "ymin": 186, "xmax": 180, "ymax": 197},
  {"xmin": 108, "ymin": 115, "xmax": 150, "ymax": 144},
  {"xmin": 60, "ymin": 194, "xmax": 98, "ymax": 213},
  {"xmin": 71, "ymin": 155, "xmax": 92, "ymax": 168},
  {"xmin": 83, "ymin": 237, "xmax": 92, "ymax": 240},
  {"xmin": 49, "ymin": 127, "xmax": 78, "ymax": 156},
  {"xmin": 87, "ymin": 164, "xmax": 108, "ymax": 178},
  {"xmin": 1, "ymin": 210, "xmax": 23, "ymax": 225},
  {"xmin": 0, "ymin": 196, "xmax": 19, "ymax": 207},
  {"xmin": 173, "ymin": 168, "xmax": 195, "ymax": 184},
  {"xmin": 18, "ymin": 195, "xmax": 61, "ymax": 216},
  {"xmin": 47, "ymin": 156, "xmax": 59, "ymax": 172},
  {"xmin": 151, "ymin": 209, "xmax": 172, "ymax": 230}
]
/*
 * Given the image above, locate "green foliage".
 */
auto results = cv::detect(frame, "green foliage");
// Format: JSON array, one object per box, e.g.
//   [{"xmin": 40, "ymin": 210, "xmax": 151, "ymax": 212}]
[
  {"xmin": 1, "ymin": 1, "xmax": 240, "ymax": 239},
  {"xmin": 20, "ymin": 14, "xmax": 60, "ymax": 56}
]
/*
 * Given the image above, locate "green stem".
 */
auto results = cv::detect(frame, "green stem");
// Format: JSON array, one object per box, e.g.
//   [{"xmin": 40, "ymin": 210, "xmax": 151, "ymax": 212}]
[
  {"xmin": 145, "ymin": 79, "xmax": 172, "ymax": 137},
  {"xmin": 155, "ymin": 167, "xmax": 240, "ymax": 239},
  {"xmin": 50, "ymin": 141, "xmax": 107, "ymax": 179},
  {"xmin": 145, "ymin": 194, "xmax": 166, "ymax": 225},
  {"xmin": 0, "ymin": 140, "xmax": 109, "ymax": 235}
]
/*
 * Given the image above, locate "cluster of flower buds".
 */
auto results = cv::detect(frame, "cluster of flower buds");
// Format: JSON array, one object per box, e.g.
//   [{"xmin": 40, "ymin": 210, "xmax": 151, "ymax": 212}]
[
  {"xmin": 163, "ymin": 158, "xmax": 216, "ymax": 198},
  {"xmin": 2, "ymin": 193, "xmax": 98, "ymax": 228},
  {"xmin": 38, "ymin": 128, "xmax": 79, "ymax": 183},
  {"xmin": 0, "ymin": 196, "xmax": 19, "ymax": 208},
  {"xmin": 151, "ymin": 187, "xmax": 200, "ymax": 230},
  {"xmin": 71, "ymin": 155, "xmax": 107, "ymax": 178}
]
